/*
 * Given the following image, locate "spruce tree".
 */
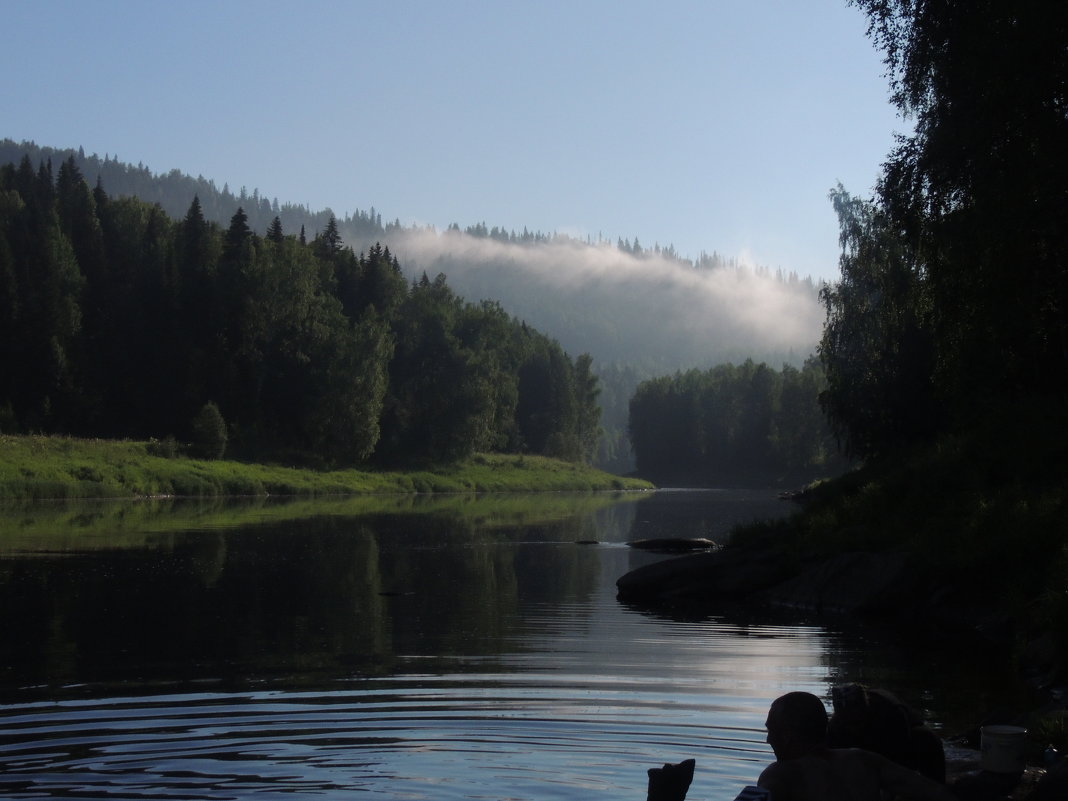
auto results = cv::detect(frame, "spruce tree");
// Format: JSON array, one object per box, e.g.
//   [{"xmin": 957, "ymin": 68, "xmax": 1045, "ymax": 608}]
[{"xmin": 266, "ymin": 216, "xmax": 284, "ymax": 244}]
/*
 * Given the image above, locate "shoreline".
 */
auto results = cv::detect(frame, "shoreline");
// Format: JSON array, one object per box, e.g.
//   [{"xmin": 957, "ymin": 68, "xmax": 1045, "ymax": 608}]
[
  {"xmin": 0, "ymin": 434, "xmax": 654, "ymax": 500},
  {"xmin": 615, "ymin": 538, "xmax": 1068, "ymax": 795}
]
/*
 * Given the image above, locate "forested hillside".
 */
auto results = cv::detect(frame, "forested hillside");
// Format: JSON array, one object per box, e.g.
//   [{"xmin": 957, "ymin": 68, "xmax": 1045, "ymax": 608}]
[
  {"xmin": 0, "ymin": 141, "xmax": 821, "ymax": 376},
  {"xmin": 0, "ymin": 139, "xmax": 825, "ymax": 473},
  {"xmin": 0, "ymin": 140, "xmax": 388, "ymax": 251},
  {"xmin": 0, "ymin": 156, "xmax": 601, "ymax": 467}
]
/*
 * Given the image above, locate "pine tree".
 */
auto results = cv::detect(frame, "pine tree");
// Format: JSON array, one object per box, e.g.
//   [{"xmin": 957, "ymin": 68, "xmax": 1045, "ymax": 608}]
[
  {"xmin": 223, "ymin": 206, "xmax": 251, "ymax": 256},
  {"xmin": 315, "ymin": 214, "xmax": 342, "ymax": 256},
  {"xmin": 266, "ymin": 216, "xmax": 284, "ymax": 244}
]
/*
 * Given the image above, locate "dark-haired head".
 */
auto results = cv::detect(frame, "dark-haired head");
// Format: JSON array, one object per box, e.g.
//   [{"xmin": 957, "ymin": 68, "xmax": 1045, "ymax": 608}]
[{"xmin": 765, "ymin": 692, "xmax": 829, "ymax": 759}]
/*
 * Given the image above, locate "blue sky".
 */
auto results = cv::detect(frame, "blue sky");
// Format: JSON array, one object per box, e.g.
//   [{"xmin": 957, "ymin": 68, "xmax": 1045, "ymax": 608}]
[{"xmin": 3, "ymin": 0, "xmax": 902, "ymax": 282}]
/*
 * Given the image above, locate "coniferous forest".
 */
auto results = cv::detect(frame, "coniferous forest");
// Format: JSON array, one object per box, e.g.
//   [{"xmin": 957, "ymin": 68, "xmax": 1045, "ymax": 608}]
[
  {"xmin": 0, "ymin": 141, "xmax": 841, "ymax": 481},
  {"xmin": 0, "ymin": 155, "xmax": 602, "ymax": 467},
  {"xmin": 1, "ymin": 139, "xmax": 834, "ymax": 478},
  {"xmin": 628, "ymin": 357, "xmax": 847, "ymax": 484}
]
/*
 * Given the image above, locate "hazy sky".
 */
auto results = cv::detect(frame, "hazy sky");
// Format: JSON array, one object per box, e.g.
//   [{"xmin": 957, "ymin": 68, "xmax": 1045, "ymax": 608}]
[{"xmin": 3, "ymin": 0, "xmax": 903, "ymax": 282}]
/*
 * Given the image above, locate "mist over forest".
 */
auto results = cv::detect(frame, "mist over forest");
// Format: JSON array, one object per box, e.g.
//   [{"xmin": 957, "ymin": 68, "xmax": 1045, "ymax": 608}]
[
  {"xmin": 0, "ymin": 139, "xmax": 829, "ymax": 474},
  {"xmin": 0, "ymin": 140, "xmax": 824, "ymax": 373},
  {"xmin": 383, "ymin": 226, "xmax": 823, "ymax": 371}
]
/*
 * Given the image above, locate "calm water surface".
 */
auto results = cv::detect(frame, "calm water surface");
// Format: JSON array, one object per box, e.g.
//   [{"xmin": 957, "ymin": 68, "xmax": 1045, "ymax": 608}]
[{"xmin": 0, "ymin": 490, "xmax": 1022, "ymax": 799}]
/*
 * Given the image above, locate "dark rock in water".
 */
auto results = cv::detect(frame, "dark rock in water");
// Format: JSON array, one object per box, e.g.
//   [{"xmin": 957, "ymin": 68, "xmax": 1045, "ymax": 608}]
[
  {"xmin": 758, "ymin": 551, "xmax": 917, "ymax": 616},
  {"xmin": 618, "ymin": 530, "xmax": 1039, "ymax": 649},
  {"xmin": 626, "ymin": 537, "xmax": 717, "ymax": 553},
  {"xmin": 575, "ymin": 540, "xmax": 601, "ymax": 545},
  {"xmin": 616, "ymin": 540, "xmax": 930, "ymax": 620},
  {"xmin": 616, "ymin": 547, "xmax": 791, "ymax": 602}
]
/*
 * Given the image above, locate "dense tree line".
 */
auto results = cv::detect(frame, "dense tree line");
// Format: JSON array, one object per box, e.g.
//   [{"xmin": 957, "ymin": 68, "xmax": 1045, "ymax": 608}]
[
  {"xmin": 820, "ymin": 0, "xmax": 1067, "ymax": 459},
  {"xmin": 456, "ymin": 217, "xmax": 751, "ymax": 271},
  {"xmin": 0, "ymin": 140, "xmax": 391, "ymax": 252},
  {"xmin": 0, "ymin": 141, "xmax": 824, "ymax": 476},
  {"xmin": 0, "ymin": 141, "xmax": 819, "ymax": 299},
  {"xmin": 0, "ymin": 156, "xmax": 601, "ymax": 466},
  {"xmin": 2, "ymin": 140, "xmax": 744, "ymax": 273},
  {"xmin": 628, "ymin": 358, "xmax": 845, "ymax": 483}
]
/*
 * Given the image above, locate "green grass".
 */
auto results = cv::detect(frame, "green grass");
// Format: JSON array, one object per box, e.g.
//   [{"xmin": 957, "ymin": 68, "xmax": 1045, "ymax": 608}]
[{"xmin": 0, "ymin": 435, "xmax": 653, "ymax": 501}]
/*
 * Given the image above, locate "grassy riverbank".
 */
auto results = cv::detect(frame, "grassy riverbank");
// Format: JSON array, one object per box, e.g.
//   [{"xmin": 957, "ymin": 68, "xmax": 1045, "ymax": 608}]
[{"xmin": 0, "ymin": 435, "xmax": 653, "ymax": 500}]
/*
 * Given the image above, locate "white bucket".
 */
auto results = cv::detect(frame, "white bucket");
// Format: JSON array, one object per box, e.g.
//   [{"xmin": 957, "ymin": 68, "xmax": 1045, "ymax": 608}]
[{"xmin": 980, "ymin": 724, "xmax": 1028, "ymax": 773}]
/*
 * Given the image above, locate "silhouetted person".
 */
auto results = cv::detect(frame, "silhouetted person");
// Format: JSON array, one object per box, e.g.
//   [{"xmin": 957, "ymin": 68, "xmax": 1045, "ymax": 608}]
[
  {"xmin": 828, "ymin": 683, "xmax": 946, "ymax": 782},
  {"xmin": 758, "ymin": 691, "xmax": 954, "ymax": 801}
]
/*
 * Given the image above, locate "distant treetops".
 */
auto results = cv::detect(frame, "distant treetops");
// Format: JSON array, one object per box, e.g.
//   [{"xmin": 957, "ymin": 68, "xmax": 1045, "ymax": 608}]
[{"xmin": 627, "ymin": 357, "xmax": 846, "ymax": 483}]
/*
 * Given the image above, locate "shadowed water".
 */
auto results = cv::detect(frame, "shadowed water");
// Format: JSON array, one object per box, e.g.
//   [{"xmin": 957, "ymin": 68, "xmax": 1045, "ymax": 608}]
[{"xmin": 0, "ymin": 490, "xmax": 1024, "ymax": 799}]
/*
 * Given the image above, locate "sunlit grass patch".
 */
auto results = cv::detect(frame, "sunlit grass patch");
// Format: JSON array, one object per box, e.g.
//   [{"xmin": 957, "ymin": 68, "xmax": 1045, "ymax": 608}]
[{"xmin": 0, "ymin": 435, "xmax": 652, "ymax": 500}]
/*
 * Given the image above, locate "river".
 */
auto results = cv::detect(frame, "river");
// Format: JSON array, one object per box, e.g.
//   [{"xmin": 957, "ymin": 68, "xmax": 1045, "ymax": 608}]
[{"xmin": 0, "ymin": 489, "xmax": 1025, "ymax": 799}]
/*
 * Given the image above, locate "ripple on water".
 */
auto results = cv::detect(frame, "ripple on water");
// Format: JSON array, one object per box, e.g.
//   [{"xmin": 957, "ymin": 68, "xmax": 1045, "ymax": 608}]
[
  {"xmin": 0, "ymin": 663, "xmax": 787, "ymax": 800},
  {"xmin": 0, "ymin": 492, "xmax": 882, "ymax": 799}
]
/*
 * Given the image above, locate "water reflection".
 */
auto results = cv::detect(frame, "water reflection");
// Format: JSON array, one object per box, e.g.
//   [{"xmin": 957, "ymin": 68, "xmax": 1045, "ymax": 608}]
[
  {"xmin": 0, "ymin": 491, "xmax": 1028, "ymax": 799},
  {"xmin": 0, "ymin": 493, "xmax": 650, "ymax": 692}
]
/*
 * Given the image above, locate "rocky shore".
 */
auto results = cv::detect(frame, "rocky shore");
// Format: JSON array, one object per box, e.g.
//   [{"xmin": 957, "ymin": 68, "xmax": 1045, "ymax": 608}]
[
  {"xmin": 615, "ymin": 535, "xmax": 1044, "ymax": 657},
  {"xmin": 616, "ymin": 538, "xmax": 1068, "ymax": 800}
]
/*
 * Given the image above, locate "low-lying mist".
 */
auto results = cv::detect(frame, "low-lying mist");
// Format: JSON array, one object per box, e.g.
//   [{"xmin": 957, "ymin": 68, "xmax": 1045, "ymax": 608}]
[{"xmin": 376, "ymin": 227, "xmax": 826, "ymax": 372}]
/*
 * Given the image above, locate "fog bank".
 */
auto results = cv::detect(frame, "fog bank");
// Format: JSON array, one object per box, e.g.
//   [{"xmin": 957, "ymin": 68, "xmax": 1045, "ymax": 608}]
[{"xmin": 379, "ymin": 227, "xmax": 825, "ymax": 370}]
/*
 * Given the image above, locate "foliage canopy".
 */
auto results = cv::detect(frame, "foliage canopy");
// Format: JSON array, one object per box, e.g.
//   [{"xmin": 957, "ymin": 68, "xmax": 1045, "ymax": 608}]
[
  {"xmin": 0, "ymin": 158, "xmax": 602, "ymax": 468},
  {"xmin": 821, "ymin": 1, "xmax": 1068, "ymax": 458}
]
